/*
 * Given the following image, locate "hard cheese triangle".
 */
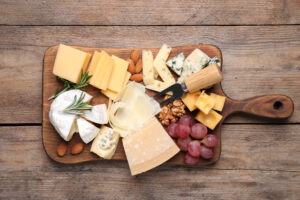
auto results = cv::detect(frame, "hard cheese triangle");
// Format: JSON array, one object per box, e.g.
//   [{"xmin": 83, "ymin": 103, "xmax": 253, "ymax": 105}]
[{"xmin": 123, "ymin": 117, "xmax": 180, "ymax": 176}]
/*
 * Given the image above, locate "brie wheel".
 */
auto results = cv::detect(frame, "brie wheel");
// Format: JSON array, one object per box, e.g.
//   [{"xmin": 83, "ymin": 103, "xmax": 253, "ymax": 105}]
[{"xmin": 82, "ymin": 104, "xmax": 108, "ymax": 124}]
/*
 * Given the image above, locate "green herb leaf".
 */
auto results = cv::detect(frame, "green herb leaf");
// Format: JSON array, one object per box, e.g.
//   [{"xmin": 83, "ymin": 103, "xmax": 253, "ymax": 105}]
[{"xmin": 63, "ymin": 92, "xmax": 92, "ymax": 115}]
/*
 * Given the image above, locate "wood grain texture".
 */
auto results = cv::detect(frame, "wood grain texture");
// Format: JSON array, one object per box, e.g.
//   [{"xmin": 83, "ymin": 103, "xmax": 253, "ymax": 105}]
[
  {"xmin": 1, "ymin": 125, "xmax": 299, "ymax": 172},
  {"xmin": 0, "ymin": 26, "xmax": 299, "ymax": 124},
  {"xmin": 1, "ymin": 0, "xmax": 300, "ymax": 25}
]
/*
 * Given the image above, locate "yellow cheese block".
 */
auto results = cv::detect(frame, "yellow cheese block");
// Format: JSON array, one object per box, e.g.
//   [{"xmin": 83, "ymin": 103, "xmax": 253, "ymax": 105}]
[
  {"xmin": 123, "ymin": 117, "xmax": 180, "ymax": 176},
  {"xmin": 53, "ymin": 44, "xmax": 91, "ymax": 83},
  {"xmin": 181, "ymin": 90, "xmax": 201, "ymax": 112},
  {"xmin": 89, "ymin": 51, "xmax": 114, "ymax": 90},
  {"xmin": 210, "ymin": 93, "xmax": 226, "ymax": 112},
  {"xmin": 195, "ymin": 110, "xmax": 222, "ymax": 130},
  {"xmin": 108, "ymin": 55, "xmax": 129, "ymax": 93},
  {"xmin": 195, "ymin": 92, "xmax": 216, "ymax": 115},
  {"xmin": 102, "ymin": 72, "xmax": 131, "ymax": 101}
]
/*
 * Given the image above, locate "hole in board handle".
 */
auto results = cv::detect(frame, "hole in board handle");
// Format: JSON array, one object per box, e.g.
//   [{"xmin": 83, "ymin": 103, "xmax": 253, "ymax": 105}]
[{"xmin": 273, "ymin": 101, "xmax": 283, "ymax": 110}]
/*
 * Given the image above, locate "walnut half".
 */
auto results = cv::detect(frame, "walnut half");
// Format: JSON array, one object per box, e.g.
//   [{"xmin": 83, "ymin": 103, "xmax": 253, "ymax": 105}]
[{"xmin": 158, "ymin": 95, "xmax": 186, "ymax": 126}]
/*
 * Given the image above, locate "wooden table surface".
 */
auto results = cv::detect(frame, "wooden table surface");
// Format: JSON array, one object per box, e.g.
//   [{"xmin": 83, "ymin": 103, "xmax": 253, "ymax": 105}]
[{"xmin": 0, "ymin": 1, "xmax": 300, "ymax": 199}]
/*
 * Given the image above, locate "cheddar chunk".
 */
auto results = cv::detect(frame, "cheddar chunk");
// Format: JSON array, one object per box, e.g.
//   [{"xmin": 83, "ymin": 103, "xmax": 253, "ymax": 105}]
[
  {"xmin": 195, "ymin": 110, "xmax": 222, "ymax": 130},
  {"xmin": 210, "ymin": 93, "xmax": 226, "ymax": 112},
  {"xmin": 181, "ymin": 90, "xmax": 201, "ymax": 112},
  {"xmin": 195, "ymin": 92, "xmax": 216, "ymax": 114},
  {"xmin": 108, "ymin": 55, "xmax": 129, "ymax": 93},
  {"xmin": 53, "ymin": 44, "xmax": 91, "ymax": 83}
]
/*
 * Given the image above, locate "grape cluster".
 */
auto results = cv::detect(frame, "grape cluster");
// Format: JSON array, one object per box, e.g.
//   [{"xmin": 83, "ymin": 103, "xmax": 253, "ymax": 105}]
[{"xmin": 167, "ymin": 115, "xmax": 217, "ymax": 165}]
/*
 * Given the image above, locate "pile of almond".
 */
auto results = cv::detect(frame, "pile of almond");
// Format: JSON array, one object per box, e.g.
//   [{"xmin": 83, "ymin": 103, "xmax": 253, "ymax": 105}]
[
  {"xmin": 127, "ymin": 50, "xmax": 143, "ymax": 82},
  {"xmin": 57, "ymin": 141, "xmax": 85, "ymax": 157}
]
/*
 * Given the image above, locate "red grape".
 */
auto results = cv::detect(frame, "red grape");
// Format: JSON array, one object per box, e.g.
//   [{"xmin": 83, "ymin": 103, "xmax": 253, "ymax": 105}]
[
  {"xmin": 184, "ymin": 152, "xmax": 199, "ymax": 165},
  {"xmin": 191, "ymin": 123, "xmax": 207, "ymax": 139},
  {"xmin": 177, "ymin": 136, "xmax": 192, "ymax": 151},
  {"xmin": 179, "ymin": 115, "xmax": 194, "ymax": 127},
  {"xmin": 167, "ymin": 123, "xmax": 178, "ymax": 138},
  {"xmin": 202, "ymin": 134, "xmax": 217, "ymax": 148},
  {"xmin": 200, "ymin": 146, "xmax": 214, "ymax": 159},
  {"xmin": 175, "ymin": 123, "xmax": 191, "ymax": 139},
  {"xmin": 187, "ymin": 141, "xmax": 201, "ymax": 157}
]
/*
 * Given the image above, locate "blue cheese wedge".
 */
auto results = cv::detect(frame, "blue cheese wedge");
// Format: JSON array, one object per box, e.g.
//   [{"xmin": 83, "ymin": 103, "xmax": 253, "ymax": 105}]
[
  {"xmin": 90, "ymin": 126, "xmax": 120, "ymax": 159},
  {"xmin": 178, "ymin": 49, "xmax": 211, "ymax": 83},
  {"xmin": 208, "ymin": 56, "xmax": 221, "ymax": 67},
  {"xmin": 166, "ymin": 52, "xmax": 185, "ymax": 76}
]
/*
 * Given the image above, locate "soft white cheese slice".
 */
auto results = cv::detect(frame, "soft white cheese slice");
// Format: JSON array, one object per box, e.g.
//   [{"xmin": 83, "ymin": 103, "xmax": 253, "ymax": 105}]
[
  {"xmin": 49, "ymin": 89, "xmax": 92, "ymax": 141},
  {"xmin": 82, "ymin": 104, "xmax": 108, "ymax": 124},
  {"xmin": 77, "ymin": 117, "xmax": 99, "ymax": 144}
]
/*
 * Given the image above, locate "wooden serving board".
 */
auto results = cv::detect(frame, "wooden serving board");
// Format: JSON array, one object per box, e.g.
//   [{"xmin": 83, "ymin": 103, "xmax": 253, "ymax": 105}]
[{"xmin": 43, "ymin": 44, "xmax": 294, "ymax": 166}]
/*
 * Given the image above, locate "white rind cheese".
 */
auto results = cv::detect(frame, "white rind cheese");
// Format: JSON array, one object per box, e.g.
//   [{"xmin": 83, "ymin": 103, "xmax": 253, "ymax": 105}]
[
  {"xmin": 142, "ymin": 50, "xmax": 155, "ymax": 85},
  {"xmin": 77, "ymin": 117, "xmax": 99, "ymax": 144},
  {"xmin": 178, "ymin": 49, "xmax": 211, "ymax": 83},
  {"xmin": 90, "ymin": 126, "xmax": 120, "ymax": 159},
  {"xmin": 166, "ymin": 52, "xmax": 185, "ymax": 76},
  {"xmin": 153, "ymin": 44, "xmax": 175, "ymax": 83},
  {"xmin": 82, "ymin": 104, "xmax": 108, "ymax": 124},
  {"xmin": 49, "ymin": 90, "xmax": 92, "ymax": 141}
]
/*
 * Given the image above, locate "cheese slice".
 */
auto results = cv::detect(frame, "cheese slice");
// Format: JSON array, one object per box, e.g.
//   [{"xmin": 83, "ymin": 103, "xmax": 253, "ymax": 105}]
[
  {"xmin": 145, "ymin": 80, "xmax": 171, "ymax": 92},
  {"xmin": 77, "ymin": 117, "xmax": 99, "ymax": 144},
  {"xmin": 108, "ymin": 55, "xmax": 129, "ymax": 93},
  {"xmin": 195, "ymin": 110, "xmax": 222, "ymax": 130},
  {"xmin": 90, "ymin": 126, "xmax": 120, "ymax": 159},
  {"xmin": 210, "ymin": 93, "xmax": 226, "ymax": 112},
  {"xmin": 181, "ymin": 90, "xmax": 201, "ymax": 112},
  {"xmin": 101, "ymin": 72, "xmax": 131, "ymax": 101},
  {"xmin": 195, "ymin": 91, "xmax": 216, "ymax": 115},
  {"xmin": 82, "ymin": 104, "xmax": 108, "ymax": 124},
  {"xmin": 153, "ymin": 44, "xmax": 175, "ymax": 83},
  {"xmin": 123, "ymin": 117, "xmax": 180, "ymax": 176},
  {"xmin": 49, "ymin": 90, "xmax": 92, "ymax": 141},
  {"xmin": 142, "ymin": 50, "xmax": 155, "ymax": 85},
  {"xmin": 53, "ymin": 44, "xmax": 91, "ymax": 83}
]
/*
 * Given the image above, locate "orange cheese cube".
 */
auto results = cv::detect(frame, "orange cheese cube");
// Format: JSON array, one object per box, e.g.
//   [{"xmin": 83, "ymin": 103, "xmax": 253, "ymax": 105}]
[
  {"xmin": 195, "ymin": 92, "xmax": 216, "ymax": 114},
  {"xmin": 53, "ymin": 44, "xmax": 91, "ymax": 83},
  {"xmin": 210, "ymin": 93, "xmax": 226, "ymax": 112},
  {"xmin": 195, "ymin": 110, "xmax": 222, "ymax": 130},
  {"xmin": 181, "ymin": 90, "xmax": 201, "ymax": 112}
]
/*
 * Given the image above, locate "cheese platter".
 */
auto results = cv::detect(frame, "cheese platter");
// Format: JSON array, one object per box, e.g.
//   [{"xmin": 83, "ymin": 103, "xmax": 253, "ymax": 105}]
[{"xmin": 43, "ymin": 44, "xmax": 294, "ymax": 175}]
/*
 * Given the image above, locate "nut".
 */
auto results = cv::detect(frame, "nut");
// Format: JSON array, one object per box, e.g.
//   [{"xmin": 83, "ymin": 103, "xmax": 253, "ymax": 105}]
[
  {"xmin": 70, "ymin": 142, "xmax": 84, "ymax": 155},
  {"xmin": 135, "ymin": 59, "xmax": 143, "ymax": 73},
  {"xmin": 126, "ymin": 58, "xmax": 135, "ymax": 74},
  {"xmin": 130, "ymin": 73, "xmax": 143, "ymax": 82},
  {"xmin": 57, "ymin": 141, "xmax": 67, "ymax": 157},
  {"xmin": 130, "ymin": 50, "xmax": 140, "ymax": 64},
  {"xmin": 158, "ymin": 95, "xmax": 186, "ymax": 126}
]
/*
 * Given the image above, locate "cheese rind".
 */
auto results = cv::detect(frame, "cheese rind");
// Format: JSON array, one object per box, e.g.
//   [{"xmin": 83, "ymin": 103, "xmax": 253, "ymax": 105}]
[
  {"xmin": 153, "ymin": 44, "xmax": 175, "ymax": 83},
  {"xmin": 90, "ymin": 126, "xmax": 120, "ymax": 159},
  {"xmin": 82, "ymin": 104, "xmax": 108, "ymax": 124},
  {"xmin": 77, "ymin": 117, "xmax": 99, "ymax": 144},
  {"xmin": 195, "ymin": 92, "xmax": 216, "ymax": 115},
  {"xmin": 108, "ymin": 55, "xmax": 129, "ymax": 93},
  {"xmin": 142, "ymin": 50, "xmax": 155, "ymax": 85},
  {"xmin": 123, "ymin": 117, "xmax": 180, "ymax": 175},
  {"xmin": 181, "ymin": 90, "xmax": 201, "ymax": 112},
  {"xmin": 166, "ymin": 52, "xmax": 185, "ymax": 76},
  {"xmin": 195, "ymin": 110, "xmax": 222, "ymax": 130},
  {"xmin": 53, "ymin": 44, "xmax": 91, "ymax": 83},
  {"xmin": 210, "ymin": 93, "xmax": 226, "ymax": 112}
]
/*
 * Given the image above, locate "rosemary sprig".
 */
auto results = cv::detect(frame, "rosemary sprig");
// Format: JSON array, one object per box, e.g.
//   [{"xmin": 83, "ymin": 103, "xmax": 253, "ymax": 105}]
[
  {"xmin": 63, "ymin": 92, "xmax": 92, "ymax": 115},
  {"xmin": 48, "ymin": 70, "xmax": 92, "ymax": 100}
]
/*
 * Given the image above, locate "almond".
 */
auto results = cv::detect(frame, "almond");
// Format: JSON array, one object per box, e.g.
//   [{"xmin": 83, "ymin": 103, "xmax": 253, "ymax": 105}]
[
  {"xmin": 57, "ymin": 141, "xmax": 68, "ymax": 157},
  {"xmin": 126, "ymin": 58, "xmax": 135, "ymax": 74},
  {"xmin": 71, "ymin": 142, "xmax": 84, "ymax": 155},
  {"xmin": 130, "ymin": 73, "xmax": 143, "ymax": 82},
  {"xmin": 130, "ymin": 50, "xmax": 140, "ymax": 64},
  {"xmin": 135, "ymin": 59, "xmax": 143, "ymax": 73}
]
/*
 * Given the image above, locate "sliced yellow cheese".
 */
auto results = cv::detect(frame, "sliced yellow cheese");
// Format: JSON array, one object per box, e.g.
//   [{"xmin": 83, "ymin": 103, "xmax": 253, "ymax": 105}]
[
  {"xmin": 102, "ymin": 72, "xmax": 131, "ymax": 101},
  {"xmin": 88, "ymin": 51, "xmax": 102, "ymax": 76},
  {"xmin": 153, "ymin": 44, "xmax": 175, "ymax": 84},
  {"xmin": 123, "ymin": 117, "xmax": 180, "ymax": 176},
  {"xmin": 145, "ymin": 80, "xmax": 171, "ymax": 92},
  {"xmin": 142, "ymin": 50, "xmax": 155, "ymax": 85},
  {"xmin": 195, "ymin": 110, "xmax": 222, "ymax": 130},
  {"xmin": 210, "ymin": 93, "xmax": 226, "ymax": 112},
  {"xmin": 181, "ymin": 90, "xmax": 201, "ymax": 112},
  {"xmin": 53, "ymin": 44, "xmax": 91, "ymax": 83},
  {"xmin": 195, "ymin": 91, "xmax": 216, "ymax": 115},
  {"xmin": 108, "ymin": 55, "xmax": 129, "ymax": 93}
]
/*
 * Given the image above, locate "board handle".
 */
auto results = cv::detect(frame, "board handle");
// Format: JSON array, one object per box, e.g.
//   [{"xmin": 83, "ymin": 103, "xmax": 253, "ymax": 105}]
[{"xmin": 229, "ymin": 94, "xmax": 294, "ymax": 119}]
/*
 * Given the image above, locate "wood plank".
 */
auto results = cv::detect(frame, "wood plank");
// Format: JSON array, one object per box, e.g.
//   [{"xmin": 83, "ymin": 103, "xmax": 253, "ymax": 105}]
[
  {"xmin": 1, "ymin": 125, "xmax": 299, "ymax": 172},
  {"xmin": 0, "ymin": 170, "xmax": 299, "ymax": 199},
  {"xmin": 0, "ymin": 26, "xmax": 299, "ymax": 123},
  {"xmin": 0, "ymin": 0, "xmax": 300, "ymax": 25}
]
